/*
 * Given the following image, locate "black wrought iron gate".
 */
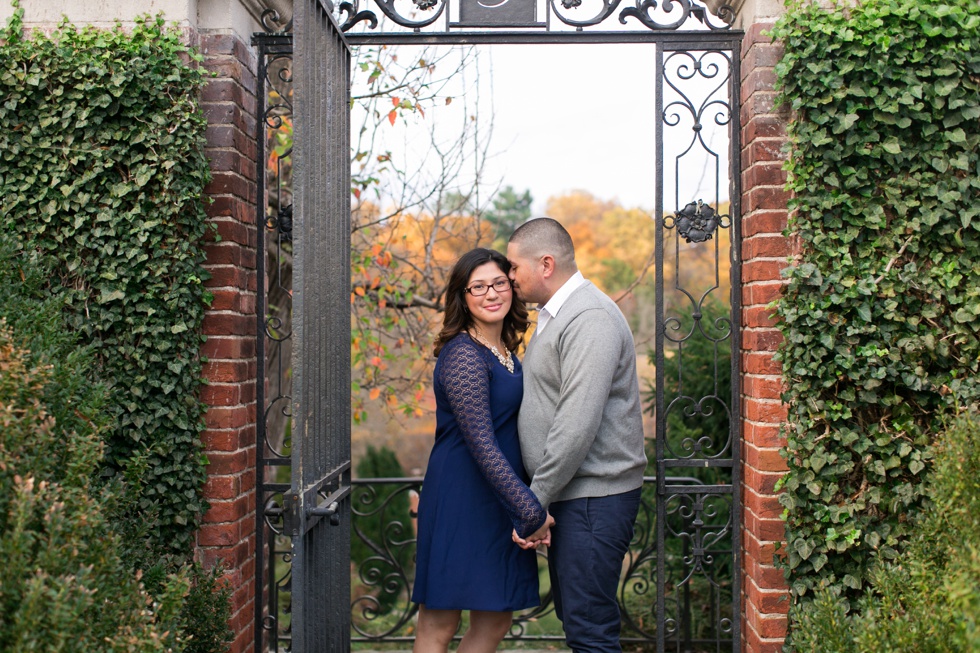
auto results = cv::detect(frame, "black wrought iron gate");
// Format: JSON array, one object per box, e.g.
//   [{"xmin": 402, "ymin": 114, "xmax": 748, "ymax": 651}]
[
  {"xmin": 253, "ymin": 1, "xmax": 352, "ymax": 651},
  {"xmin": 254, "ymin": 2, "xmax": 742, "ymax": 651}
]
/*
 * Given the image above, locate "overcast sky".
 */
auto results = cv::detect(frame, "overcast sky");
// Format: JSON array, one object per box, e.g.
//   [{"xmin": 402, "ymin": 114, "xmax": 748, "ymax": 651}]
[
  {"xmin": 478, "ymin": 43, "xmax": 658, "ymax": 214},
  {"xmin": 352, "ymin": 41, "xmax": 732, "ymax": 217}
]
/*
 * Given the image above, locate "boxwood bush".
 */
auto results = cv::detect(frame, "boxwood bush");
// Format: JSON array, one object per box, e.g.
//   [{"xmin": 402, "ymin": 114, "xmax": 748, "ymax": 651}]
[
  {"xmin": 790, "ymin": 414, "xmax": 980, "ymax": 652},
  {"xmin": 0, "ymin": 235, "xmax": 188, "ymax": 652}
]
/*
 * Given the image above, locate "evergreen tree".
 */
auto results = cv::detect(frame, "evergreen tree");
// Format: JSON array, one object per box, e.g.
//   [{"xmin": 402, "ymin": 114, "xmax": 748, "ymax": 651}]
[
  {"xmin": 352, "ymin": 445, "xmax": 415, "ymax": 615},
  {"xmin": 485, "ymin": 186, "xmax": 533, "ymax": 247}
]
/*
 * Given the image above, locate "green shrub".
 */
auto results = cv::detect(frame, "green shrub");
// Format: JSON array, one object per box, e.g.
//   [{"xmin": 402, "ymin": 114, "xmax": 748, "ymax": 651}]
[
  {"xmin": 352, "ymin": 445, "xmax": 415, "ymax": 616},
  {"xmin": 0, "ymin": 236, "xmax": 187, "ymax": 652},
  {"xmin": 0, "ymin": 7, "xmax": 232, "ymax": 648},
  {"xmin": 178, "ymin": 564, "xmax": 235, "ymax": 653},
  {"xmin": 0, "ymin": 2, "xmax": 214, "ymax": 557},
  {"xmin": 770, "ymin": 0, "xmax": 980, "ymax": 616},
  {"xmin": 790, "ymin": 414, "xmax": 980, "ymax": 652}
]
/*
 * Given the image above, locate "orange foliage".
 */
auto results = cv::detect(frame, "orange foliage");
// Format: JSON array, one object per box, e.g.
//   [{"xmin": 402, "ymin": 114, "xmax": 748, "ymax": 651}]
[
  {"xmin": 350, "ymin": 189, "xmax": 734, "ymax": 429},
  {"xmin": 544, "ymin": 191, "xmax": 657, "ymax": 295}
]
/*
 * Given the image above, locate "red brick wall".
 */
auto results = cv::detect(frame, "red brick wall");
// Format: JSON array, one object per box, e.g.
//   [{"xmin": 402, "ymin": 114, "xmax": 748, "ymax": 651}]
[
  {"xmin": 189, "ymin": 17, "xmax": 796, "ymax": 653},
  {"xmin": 739, "ymin": 21, "xmax": 792, "ymax": 653},
  {"xmin": 198, "ymin": 31, "xmax": 259, "ymax": 653}
]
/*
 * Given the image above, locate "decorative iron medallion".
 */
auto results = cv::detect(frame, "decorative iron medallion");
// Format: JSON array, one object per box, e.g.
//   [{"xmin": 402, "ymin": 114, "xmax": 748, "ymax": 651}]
[{"xmin": 673, "ymin": 200, "xmax": 719, "ymax": 243}]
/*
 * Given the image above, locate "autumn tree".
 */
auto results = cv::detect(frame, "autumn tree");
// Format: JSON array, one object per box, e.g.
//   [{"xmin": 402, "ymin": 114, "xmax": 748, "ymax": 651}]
[
  {"xmin": 261, "ymin": 43, "xmax": 732, "ymax": 429},
  {"xmin": 345, "ymin": 45, "xmax": 513, "ymax": 421}
]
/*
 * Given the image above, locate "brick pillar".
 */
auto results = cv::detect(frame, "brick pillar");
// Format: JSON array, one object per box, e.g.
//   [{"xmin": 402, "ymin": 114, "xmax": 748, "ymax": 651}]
[
  {"xmin": 198, "ymin": 30, "xmax": 259, "ymax": 653},
  {"xmin": 739, "ymin": 21, "xmax": 792, "ymax": 653}
]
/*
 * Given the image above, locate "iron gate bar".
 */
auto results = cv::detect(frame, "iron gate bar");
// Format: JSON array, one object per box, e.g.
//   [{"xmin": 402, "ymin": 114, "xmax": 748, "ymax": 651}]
[
  {"xmin": 663, "ymin": 483, "xmax": 734, "ymax": 493},
  {"xmin": 252, "ymin": 28, "xmax": 285, "ymax": 653},
  {"xmin": 298, "ymin": 461, "xmax": 351, "ymax": 501},
  {"xmin": 729, "ymin": 35, "xmax": 745, "ymax": 653},
  {"xmin": 654, "ymin": 41, "xmax": 667, "ymax": 652},
  {"xmin": 667, "ymin": 460, "xmax": 736, "ymax": 467},
  {"xmin": 290, "ymin": 1, "xmax": 354, "ymax": 651},
  {"xmin": 256, "ymin": 33, "xmax": 294, "ymax": 48}
]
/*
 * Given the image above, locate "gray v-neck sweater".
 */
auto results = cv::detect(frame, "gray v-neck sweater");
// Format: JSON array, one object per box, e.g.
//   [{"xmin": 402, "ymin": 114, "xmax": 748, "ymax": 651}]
[{"xmin": 518, "ymin": 281, "xmax": 647, "ymax": 509}]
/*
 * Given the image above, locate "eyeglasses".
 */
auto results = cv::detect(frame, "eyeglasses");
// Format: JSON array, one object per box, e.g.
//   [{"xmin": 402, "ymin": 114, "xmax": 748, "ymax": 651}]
[{"xmin": 464, "ymin": 278, "xmax": 512, "ymax": 296}]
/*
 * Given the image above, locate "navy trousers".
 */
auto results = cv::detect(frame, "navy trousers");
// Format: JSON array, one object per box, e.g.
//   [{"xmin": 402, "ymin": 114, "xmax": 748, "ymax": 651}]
[{"xmin": 547, "ymin": 488, "xmax": 642, "ymax": 653}]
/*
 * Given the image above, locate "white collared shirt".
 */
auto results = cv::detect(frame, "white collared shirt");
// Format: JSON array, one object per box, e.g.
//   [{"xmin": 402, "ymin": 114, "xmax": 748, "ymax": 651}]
[{"xmin": 534, "ymin": 271, "xmax": 586, "ymax": 335}]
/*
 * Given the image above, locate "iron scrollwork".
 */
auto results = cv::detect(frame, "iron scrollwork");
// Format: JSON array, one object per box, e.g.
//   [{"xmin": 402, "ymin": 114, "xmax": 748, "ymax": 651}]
[
  {"xmin": 662, "ymin": 50, "xmax": 733, "ymax": 137},
  {"xmin": 338, "ymin": 0, "xmax": 735, "ymax": 33},
  {"xmin": 620, "ymin": 0, "xmax": 735, "ymax": 31},
  {"xmin": 253, "ymin": 20, "xmax": 297, "ymax": 653},
  {"xmin": 372, "ymin": 0, "xmax": 448, "ymax": 29},
  {"xmin": 666, "ymin": 493, "xmax": 733, "ymax": 580},
  {"xmin": 262, "ymin": 54, "xmax": 292, "ymax": 130},
  {"xmin": 550, "ymin": 0, "xmax": 621, "ymax": 29},
  {"xmin": 661, "ymin": 49, "xmax": 734, "ymax": 252},
  {"xmin": 662, "ymin": 491, "xmax": 735, "ymax": 644},
  {"xmin": 619, "ymin": 487, "xmax": 658, "ymax": 638},
  {"xmin": 350, "ymin": 479, "xmax": 421, "ymax": 639},
  {"xmin": 347, "ymin": 478, "xmax": 732, "ymax": 648},
  {"xmin": 339, "ymin": 2, "xmax": 379, "ymax": 31},
  {"xmin": 267, "ymin": 204, "xmax": 294, "ymax": 242}
]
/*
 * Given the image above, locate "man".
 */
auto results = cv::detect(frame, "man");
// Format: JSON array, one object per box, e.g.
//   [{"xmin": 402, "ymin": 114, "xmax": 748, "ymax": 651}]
[{"xmin": 507, "ymin": 217, "xmax": 647, "ymax": 653}]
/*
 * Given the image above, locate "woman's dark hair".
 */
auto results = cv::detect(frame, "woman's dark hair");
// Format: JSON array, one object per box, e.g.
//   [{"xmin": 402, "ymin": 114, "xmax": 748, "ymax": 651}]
[{"xmin": 433, "ymin": 248, "xmax": 529, "ymax": 357}]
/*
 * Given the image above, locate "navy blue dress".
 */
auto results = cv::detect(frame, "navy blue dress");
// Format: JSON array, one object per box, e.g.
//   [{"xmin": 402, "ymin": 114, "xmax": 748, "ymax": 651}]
[{"xmin": 412, "ymin": 333, "xmax": 546, "ymax": 611}]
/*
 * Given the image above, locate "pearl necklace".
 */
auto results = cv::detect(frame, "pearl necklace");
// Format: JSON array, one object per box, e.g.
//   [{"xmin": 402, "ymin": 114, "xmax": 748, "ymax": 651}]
[{"xmin": 469, "ymin": 330, "xmax": 514, "ymax": 373}]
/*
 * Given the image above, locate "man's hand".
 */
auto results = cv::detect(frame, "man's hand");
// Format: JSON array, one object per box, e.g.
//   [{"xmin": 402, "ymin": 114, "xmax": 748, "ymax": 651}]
[{"xmin": 512, "ymin": 512, "xmax": 555, "ymax": 550}]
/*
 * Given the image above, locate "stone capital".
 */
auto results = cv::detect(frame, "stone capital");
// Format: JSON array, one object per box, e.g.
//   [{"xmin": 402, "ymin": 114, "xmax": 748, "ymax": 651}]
[{"xmin": 703, "ymin": 0, "xmax": 786, "ymax": 29}]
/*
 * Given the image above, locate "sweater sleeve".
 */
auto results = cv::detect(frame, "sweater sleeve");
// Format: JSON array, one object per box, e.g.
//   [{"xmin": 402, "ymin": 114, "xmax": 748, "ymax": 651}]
[
  {"xmin": 438, "ymin": 340, "xmax": 547, "ymax": 538},
  {"xmin": 528, "ymin": 308, "xmax": 625, "ymax": 508}
]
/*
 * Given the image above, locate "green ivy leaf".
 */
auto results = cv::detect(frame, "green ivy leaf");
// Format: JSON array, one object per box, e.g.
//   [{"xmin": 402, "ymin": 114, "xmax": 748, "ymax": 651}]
[
  {"xmin": 771, "ymin": 0, "xmax": 980, "ymax": 620},
  {"xmin": 99, "ymin": 288, "xmax": 126, "ymax": 303},
  {"xmin": 881, "ymin": 137, "xmax": 902, "ymax": 154},
  {"xmin": 0, "ymin": 14, "xmax": 214, "ymax": 561}
]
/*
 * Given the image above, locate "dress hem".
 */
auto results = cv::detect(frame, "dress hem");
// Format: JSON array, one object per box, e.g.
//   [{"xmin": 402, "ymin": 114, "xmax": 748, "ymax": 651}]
[{"xmin": 411, "ymin": 599, "xmax": 541, "ymax": 612}]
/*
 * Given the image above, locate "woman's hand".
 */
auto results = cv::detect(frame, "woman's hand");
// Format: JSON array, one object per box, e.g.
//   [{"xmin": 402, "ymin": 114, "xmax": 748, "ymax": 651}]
[{"xmin": 512, "ymin": 512, "xmax": 555, "ymax": 550}]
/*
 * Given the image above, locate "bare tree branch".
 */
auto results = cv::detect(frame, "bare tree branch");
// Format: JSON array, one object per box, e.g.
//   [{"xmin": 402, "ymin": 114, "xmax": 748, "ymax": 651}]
[{"xmin": 615, "ymin": 246, "xmax": 657, "ymax": 304}]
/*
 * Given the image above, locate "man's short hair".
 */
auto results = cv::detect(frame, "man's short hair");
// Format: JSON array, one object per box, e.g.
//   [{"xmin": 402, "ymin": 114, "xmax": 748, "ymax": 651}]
[{"xmin": 509, "ymin": 217, "xmax": 577, "ymax": 272}]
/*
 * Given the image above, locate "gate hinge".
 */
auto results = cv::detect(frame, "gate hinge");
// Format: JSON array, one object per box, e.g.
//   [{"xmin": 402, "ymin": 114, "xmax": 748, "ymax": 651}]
[{"xmin": 283, "ymin": 490, "xmax": 301, "ymax": 537}]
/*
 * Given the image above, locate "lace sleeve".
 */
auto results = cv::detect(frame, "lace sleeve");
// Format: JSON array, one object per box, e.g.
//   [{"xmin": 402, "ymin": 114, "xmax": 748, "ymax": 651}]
[{"xmin": 438, "ymin": 340, "xmax": 547, "ymax": 538}]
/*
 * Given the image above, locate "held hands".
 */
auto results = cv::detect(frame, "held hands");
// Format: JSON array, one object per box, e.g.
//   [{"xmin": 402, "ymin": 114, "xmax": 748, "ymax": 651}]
[{"xmin": 512, "ymin": 512, "xmax": 555, "ymax": 550}]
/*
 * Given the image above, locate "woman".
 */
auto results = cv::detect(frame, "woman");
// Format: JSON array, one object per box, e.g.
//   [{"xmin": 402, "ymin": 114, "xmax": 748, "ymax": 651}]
[{"xmin": 412, "ymin": 248, "xmax": 553, "ymax": 653}]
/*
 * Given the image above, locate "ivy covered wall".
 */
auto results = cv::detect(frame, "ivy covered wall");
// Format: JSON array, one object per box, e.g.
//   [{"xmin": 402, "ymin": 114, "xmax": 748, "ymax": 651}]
[
  {"xmin": 771, "ymin": 0, "xmax": 980, "ymax": 630},
  {"xmin": 0, "ymin": 7, "xmax": 214, "ymax": 558},
  {"xmin": 0, "ymin": 2, "xmax": 248, "ymax": 650}
]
